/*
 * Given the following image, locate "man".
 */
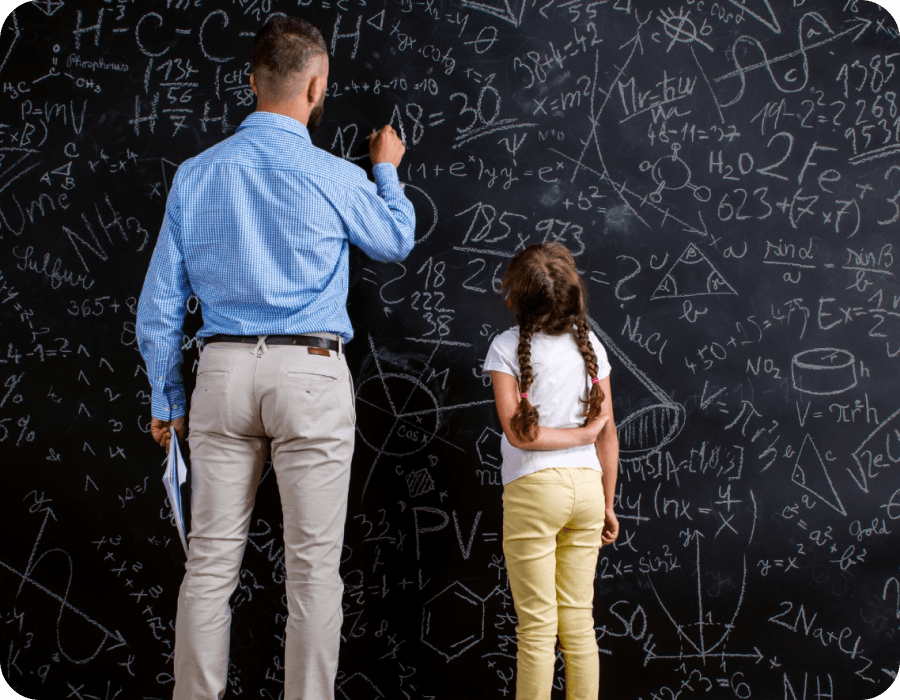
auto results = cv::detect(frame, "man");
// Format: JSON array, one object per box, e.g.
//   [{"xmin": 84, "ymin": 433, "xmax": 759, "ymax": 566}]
[{"xmin": 136, "ymin": 16, "xmax": 415, "ymax": 700}]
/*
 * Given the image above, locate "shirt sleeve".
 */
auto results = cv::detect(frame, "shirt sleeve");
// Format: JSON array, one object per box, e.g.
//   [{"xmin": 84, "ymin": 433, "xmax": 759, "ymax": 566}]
[
  {"xmin": 483, "ymin": 331, "xmax": 520, "ymax": 380},
  {"xmin": 136, "ymin": 179, "xmax": 192, "ymax": 421},
  {"xmin": 590, "ymin": 331, "xmax": 611, "ymax": 380},
  {"xmin": 344, "ymin": 163, "xmax": 416, "ymax": 262}
]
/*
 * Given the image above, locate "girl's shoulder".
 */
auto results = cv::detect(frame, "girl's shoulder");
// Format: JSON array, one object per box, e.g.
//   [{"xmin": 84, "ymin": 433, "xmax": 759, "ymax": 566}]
[
  {"xmin": 484, "ymin": 327, "xmax": 522, "ymax": 376},
  {"xmin": 587, "ymin": 327, "xmax": 607, "ymax": 350},
  {"xmin": 488, "ymin": 327, "xmax": 520, "ymax": 353},
  {"xmin": 491, "ymin": 325, "xmax": 608, "ymax": 357},
  {"xmin": 494, "ymin": 326, "xmax": 520, "ymax": 341}
]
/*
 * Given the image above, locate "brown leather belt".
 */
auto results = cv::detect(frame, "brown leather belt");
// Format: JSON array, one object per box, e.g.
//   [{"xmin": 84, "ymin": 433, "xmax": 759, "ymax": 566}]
[{"xmin": 205, "ymin": 334, "xmax": 340, "ymax": 351}]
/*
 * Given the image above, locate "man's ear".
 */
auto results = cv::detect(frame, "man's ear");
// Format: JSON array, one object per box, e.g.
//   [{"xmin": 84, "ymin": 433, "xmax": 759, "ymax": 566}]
[
  {"xmin": 249, "ymin": 73, "xmax": 258, "ymax": 96},
  {"xmin": 308, "ymin": 73, "xmax": 327, "ymax": 105}
]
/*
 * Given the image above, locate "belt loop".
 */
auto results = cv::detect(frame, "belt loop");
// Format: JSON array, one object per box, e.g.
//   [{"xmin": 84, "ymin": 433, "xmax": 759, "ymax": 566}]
[
  {"xmin": 338, "ymin": 337, "xmax": 343, "ymax": 359},
  {"xmin": 252, "ymin": 335, "xmax": 268, "ymax": 356}
]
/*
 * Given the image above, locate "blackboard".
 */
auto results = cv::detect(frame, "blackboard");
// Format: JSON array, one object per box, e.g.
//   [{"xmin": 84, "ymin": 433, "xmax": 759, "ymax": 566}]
[{"xmin": 2, "ymin": 0, "xmax": 900, "ymax": 698}]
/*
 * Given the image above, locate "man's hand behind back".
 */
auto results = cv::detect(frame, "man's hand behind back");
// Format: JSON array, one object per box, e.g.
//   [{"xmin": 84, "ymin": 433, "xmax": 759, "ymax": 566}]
[{"xmin": 369, "ymin": 125, "xmax": 405, "ymax": 169}]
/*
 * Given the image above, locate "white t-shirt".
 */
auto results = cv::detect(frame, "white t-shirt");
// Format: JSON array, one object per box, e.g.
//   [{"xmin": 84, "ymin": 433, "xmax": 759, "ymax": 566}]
[{"xmin": 482, "ymin": 327, "xmax": 612, "ymax": 485}]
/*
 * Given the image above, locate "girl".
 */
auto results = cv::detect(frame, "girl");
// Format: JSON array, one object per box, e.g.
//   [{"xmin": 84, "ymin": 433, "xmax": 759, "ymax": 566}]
[{"xmin": 483, "ymin": 242, "xmax": 619, "ymax": 700}]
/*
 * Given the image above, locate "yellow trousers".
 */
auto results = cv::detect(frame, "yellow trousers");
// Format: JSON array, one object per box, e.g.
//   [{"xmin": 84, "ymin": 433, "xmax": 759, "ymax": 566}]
[{"xmin": 503, "ymin": 467, "xmax": 606, "ymax": 700}]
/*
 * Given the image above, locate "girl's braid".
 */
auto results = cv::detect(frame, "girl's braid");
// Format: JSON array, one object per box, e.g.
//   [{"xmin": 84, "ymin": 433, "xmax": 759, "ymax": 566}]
[
  {"xmin": 510, "ymin": 321, "xmax": 540, "ymax": 442},
  {"xmin": 574, "ymin": 317, "xmax": 604, "ymax": 423}
]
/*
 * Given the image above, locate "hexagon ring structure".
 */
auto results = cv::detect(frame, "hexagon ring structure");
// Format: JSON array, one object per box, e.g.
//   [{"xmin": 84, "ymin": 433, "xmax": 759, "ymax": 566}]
[{"xmin": 421, "ymin": 582, "xmax": 486, "ymax": 662}]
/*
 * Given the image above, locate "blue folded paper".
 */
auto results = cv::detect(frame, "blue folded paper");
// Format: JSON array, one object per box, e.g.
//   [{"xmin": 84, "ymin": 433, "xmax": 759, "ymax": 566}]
[{"xmin": 162, "ymin": 428, "xmax": 189, "ymax": 557}]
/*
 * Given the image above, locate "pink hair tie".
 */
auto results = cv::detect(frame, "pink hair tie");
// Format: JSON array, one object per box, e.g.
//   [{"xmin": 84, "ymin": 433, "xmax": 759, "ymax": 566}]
[
  {"xmin": 591, "ymin": 377, "xmax": 599, "ymax": 384},
  {"xmin": 521, "ymin": 392, "xmax": 528, "ymax": 398}
]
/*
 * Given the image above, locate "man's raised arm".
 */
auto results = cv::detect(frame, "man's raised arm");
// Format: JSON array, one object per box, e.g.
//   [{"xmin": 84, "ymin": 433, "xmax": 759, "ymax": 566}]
[{"xmin": 345, "ymin": 124, "xmax": 416, "ymax": 262}]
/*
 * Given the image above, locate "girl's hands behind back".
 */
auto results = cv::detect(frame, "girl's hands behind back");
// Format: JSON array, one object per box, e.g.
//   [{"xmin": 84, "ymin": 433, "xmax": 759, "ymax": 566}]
[{"xmin": 584, "ymin": 415, "xmax": 609, "ymax": 444}]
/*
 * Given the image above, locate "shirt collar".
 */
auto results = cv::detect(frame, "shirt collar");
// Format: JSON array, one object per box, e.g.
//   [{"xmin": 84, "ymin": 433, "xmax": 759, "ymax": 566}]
[{"xmin": 238, "ymin": 111, "xmax": 311, "ymax": 141}]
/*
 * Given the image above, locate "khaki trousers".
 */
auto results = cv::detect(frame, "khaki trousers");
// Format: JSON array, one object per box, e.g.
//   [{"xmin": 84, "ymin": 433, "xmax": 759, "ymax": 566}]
[
  {"xmin": 502, "ymin": 467, "xmax": 606, "ymax": 700},
  {"xmin": 173, "ymin": 338, "xmax": 355, "ymax": 700}
]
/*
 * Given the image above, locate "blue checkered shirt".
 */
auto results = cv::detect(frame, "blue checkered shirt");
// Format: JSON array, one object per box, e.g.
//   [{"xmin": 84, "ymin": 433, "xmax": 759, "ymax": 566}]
[{"xmin": 137, "ymin": 111, "xmax": 416, "ymax": 420}]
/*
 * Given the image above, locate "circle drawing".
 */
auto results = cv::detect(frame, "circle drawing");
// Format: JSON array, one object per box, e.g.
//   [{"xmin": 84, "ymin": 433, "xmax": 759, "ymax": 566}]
[{"xmin": 354, "ymin": 372, "xmax": 440, "ymax": 457}]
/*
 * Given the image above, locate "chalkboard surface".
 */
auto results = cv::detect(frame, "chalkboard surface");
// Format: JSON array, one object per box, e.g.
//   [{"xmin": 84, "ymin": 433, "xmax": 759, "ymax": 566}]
[{"xmin": 1, "ymin": 0, "xmax": 900, "ymax": 698}]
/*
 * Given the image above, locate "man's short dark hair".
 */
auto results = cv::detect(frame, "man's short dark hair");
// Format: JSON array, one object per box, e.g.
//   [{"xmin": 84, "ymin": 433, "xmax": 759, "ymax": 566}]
[{"xmin": 252, "ymin": 16, "xmax": 328, "ymax": 102}]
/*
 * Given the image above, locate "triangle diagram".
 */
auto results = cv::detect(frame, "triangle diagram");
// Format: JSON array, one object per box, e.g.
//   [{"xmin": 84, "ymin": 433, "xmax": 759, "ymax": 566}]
[
  {"xmin": 366, "ymin": 10, "xmax": 385, "ymax": 31},
  {"xmin": 589, "ymin": 318, "xmax": 684, "ymax": 462},
  {"xmin": 791, "ymin": 434, "xmax": 847, "ymax": 516},
  {"xmin": 651, "ymin": 243, "xmax": 737, "ymax": 300}
]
